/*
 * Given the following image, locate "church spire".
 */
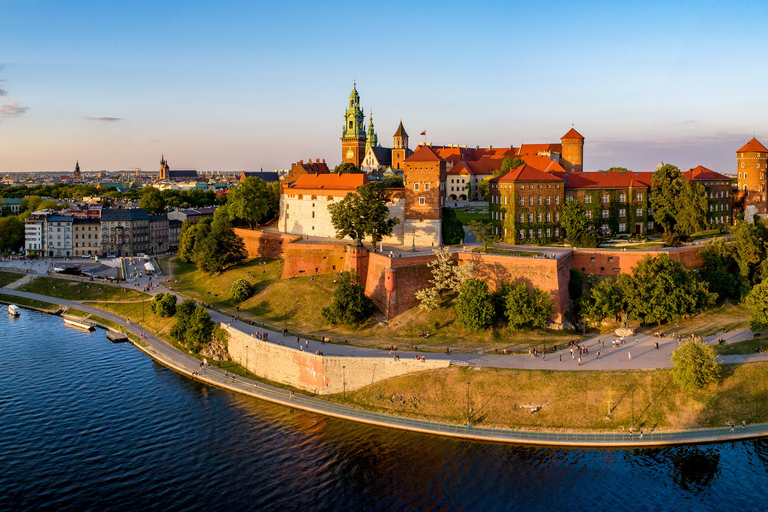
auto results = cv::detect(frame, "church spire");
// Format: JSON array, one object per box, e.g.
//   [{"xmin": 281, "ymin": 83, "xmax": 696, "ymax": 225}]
[{"xmin": 366, "ymin": 110, "xmax": 378, "ymax": 151}]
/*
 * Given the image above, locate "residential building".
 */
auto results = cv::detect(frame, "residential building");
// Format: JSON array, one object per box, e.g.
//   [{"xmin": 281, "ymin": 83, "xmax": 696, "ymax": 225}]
[
  {"xmin": 24, "ymin": 210, "xmax": 54, "ymax": 254},
  {"xmin": 168, "ymin": 219, "xmax": 182, "ymax": 249},
  {"xmin": 100, "ymin": 208, "xmax": 150, "ymax": 256},
  {"xmin": 45, "ymin": 215, "xmax": 74, "ymax": 257},
  {"xmin": 1, "ymin": 197, "xmax": 22, "ymax": 214},
  {"xmin": 149, "ymin": 214, "xmax": 170, "ymax": 254},
  {"xmin": 72, "ymin": 217, "xmax": 101, "ymax": 256}
]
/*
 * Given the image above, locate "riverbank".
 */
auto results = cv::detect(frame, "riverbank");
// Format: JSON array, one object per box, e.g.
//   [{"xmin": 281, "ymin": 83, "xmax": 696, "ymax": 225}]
[{"xmin": 3, "ymin": 286, "xmax": 768, "ymax": 447}]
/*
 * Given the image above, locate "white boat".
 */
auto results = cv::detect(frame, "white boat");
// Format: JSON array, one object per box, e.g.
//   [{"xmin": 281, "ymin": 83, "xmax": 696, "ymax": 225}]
[{"xmin": 8, "ymin": 305, "xmax": 20, "ymax": 317}]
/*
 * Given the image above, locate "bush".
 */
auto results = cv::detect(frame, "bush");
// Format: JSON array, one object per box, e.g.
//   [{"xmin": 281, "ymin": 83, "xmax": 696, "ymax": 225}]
[
  {"xmin": 321, "ymin": 271, "xmax": 373, "ymax": 326},
  {"xmin": 150, "ymin": 292, "xmax": 177, "ymax": 317},
  {"xmin": 230, "ymin": 278, "xmax": 253, "ymax": 303},
  {"xmin": 441, "ymin": 207, "xmax": 465, "ymax": 245},
  {"xmin": 455, "ymin": 278, "xmax": 495, "ymax": 332},
  {"xmin": 170, "ymin": 300, "xmax": 214, "ymax": 353},
  {"xmin": 662, "ymin": 231, "xmax": 682, "ymax": 247}
]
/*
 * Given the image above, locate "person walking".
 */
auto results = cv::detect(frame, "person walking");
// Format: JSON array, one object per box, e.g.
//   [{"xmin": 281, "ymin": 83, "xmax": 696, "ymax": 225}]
[
  {"xmin": 628, "ymin": 350, "xmax": 632, "ymax": 361},
  {"xmin": 559, "ymin": 353, "xmax": 562, "ymax": 362},
  {"xmin": 596, "ymin": 350, "xmax": 600, "ymax": 359},
  {"xmin": 578, "ymin": 356, "xmax": 582, "ymax": 366}
]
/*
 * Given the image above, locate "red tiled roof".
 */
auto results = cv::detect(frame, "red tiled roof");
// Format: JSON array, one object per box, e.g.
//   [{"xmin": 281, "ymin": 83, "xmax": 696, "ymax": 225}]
[
  {"xmin": 737, "ymin": 138, "xmax": 768, "ymax": 153},
  {"xmin": 291, "ymin": 173, "xmax": 368, "ymax": 190},
  {"xmin": 683, "ymin": 166, "xmax": 731, "ymax": 181},
  {"xmin": 490, "ymin": 164, "xmax": 563, "ymax": 183},
  {"xmin": 562, "ymin": 127, "xmax": 584, "ymax": 140},
  {"xmin": 519, "ymin": 143, "xmax": 562, "ymax": 155},
  {"xmin": 406, "ymin": 144, "xmax": 445, "ymax": 162},
  {"xmin": 550, "ymin": 171, "xmax": 653, "ymax": 189},
  {"xmin": 447, "ymin": 161, "xmax": 473, "ymax": 175}
]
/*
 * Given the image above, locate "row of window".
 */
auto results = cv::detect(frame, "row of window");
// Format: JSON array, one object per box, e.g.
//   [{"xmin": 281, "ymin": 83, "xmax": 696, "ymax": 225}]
[
  {"xmin": 580, "ymin": 192, "xmax": 644, "ymax": 204},
  {"xmin": 514, "ymin": 212, "xmax": 562, "ymax": 223},
  {"xmin": 491, "ymin": 195, "xmax": 562, "ymax": 206},
  {"xmin": 709, "ymin": 203, "xmax": 730, "ymax": 212},
  {"xmin": 516, "ymin": 228, "xmax": 561, "ymax": 239},
  {"xmin": 496, "ymin": 183, "xmax": 561, "ymax": 190},
  {"xmin": 709, "ymin": 190, "xmax": 730, "ymax": 199}
]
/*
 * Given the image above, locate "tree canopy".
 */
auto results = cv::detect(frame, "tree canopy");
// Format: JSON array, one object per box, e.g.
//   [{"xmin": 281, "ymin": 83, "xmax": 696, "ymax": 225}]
[
  {"xmin": 150, "ymin": 292, "xmax": 177, "ymax": 317},
  {"xmin": 226, "ymin": 177, "xmax": 279, "ymax": 229},
  {"xmin": 504, "ymin": 283, "xmax": 552, "ymax": 330},
  {"xmin": 177, "ymin": 208, "xmax": 246, "ymax": 273},
  {"xmin": 468, "ymin": 220, "xmax": 499, "ymax": 251},
  {"xmin": 561, "ymin": 200, "xmax": 589, "ymax": 243},
  {"xmin": 0, "ymin": 216, "xmax": 25, "ymax": 252},
  {"xmin": 328, "ymin": 182, "xmax": 398, "ymax": 244},
  {"xmin": 321, "ymin": 271, "xmax": 374, "ymax": 326},
  {"xmin": 671, "ymin": 340, "xmax": 721, "ymax": 391},
  {"xmin": 139, "ymin": 186, "xmax": 167, "ymax": 215},
  {"xmin": 333, "ymin": 162, "xmax": 364, "ymax": 174},
  {"xmin": 170, "ymin": 299, "xmax": 214, "ymax": 353},
  {"xmin": 441, "ymin": 207, "xmax": 465, "ymax": 245},
  {"xmin": 455, "ymin": 278, "xmax": 495, "ymax": 332},
  {"xmin": 650, "ymin": 164, "xmax": 707, "ymax": 235},
  {"xmin": 745, "ymin": 278, "xmax": 768, "ymax": 332},
  {"xmin": 230, "ymin": 278, "xmax": 254, "ymax": 303}
]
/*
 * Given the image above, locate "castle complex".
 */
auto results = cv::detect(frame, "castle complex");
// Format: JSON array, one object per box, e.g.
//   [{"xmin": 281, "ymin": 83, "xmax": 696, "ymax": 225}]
[{"xmin": 277, "ymin": 84, "xmax": 734, "ymax": 248}]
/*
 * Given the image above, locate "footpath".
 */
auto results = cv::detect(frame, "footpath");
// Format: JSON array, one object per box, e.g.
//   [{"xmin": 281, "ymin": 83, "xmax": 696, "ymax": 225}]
[{"xmin": 3, "ymin": 266, "xmax": 768, "ymax": 447}]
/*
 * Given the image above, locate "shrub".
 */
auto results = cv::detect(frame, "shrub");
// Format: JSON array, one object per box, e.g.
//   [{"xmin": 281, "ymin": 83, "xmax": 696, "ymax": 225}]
[
  {"xmin": 671, "ymin": 340, "xmax": 721, "ymax": 391},
  {"xmin": 230, "ymin": 278, "xmax": 254, "ymax": 303},
  {"xmin": 321, "ymin": 271, "xmax": 373, "ymax": 326},
  {"xmin": 150, "ymin": 292, "xmax": 177, "ymax": 317}
]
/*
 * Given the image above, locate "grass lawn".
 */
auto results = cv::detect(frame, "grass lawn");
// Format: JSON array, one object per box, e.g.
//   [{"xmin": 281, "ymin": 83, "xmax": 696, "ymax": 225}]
[
  {"xmin": 689, "ymin": 229, "xmax": 721, "ymax": 241},
  {"xmin": 155, "ymin": 256, "xmax": 173, "ymax": 277},
  {"xmin": 472, "ymin": 248, "xmax": 544, "ymax": 256},
  {"xmin": 0, "ymin": 270, "xmax": 22, "ymax": 288},
  {"xmin": 169, "ymin": 257, "xmax": 586, "ymax": 352},
  {"xmin": 330, "ymin": 362, "xmax": 768, "ymax": 431},
  {"xmin": 451, "ymin": 207, "xmax": 489, "ymax": 225},
  {"xmin": 18, "ymin": 277, "xmax": 149, "ymax": 302},
  {"xmin": 0, "ymin": 292, "xmax": 59, "ymax": 311},
  {"xmin": 618, "ymin": 243, "xmax": 664, "ymax": 249},
  {"xmin": 714, "ymin": 335, "xmax": 767, "ymax": 356},
  {"xmin": 87, "ymin": 300, "xmax": 176, "ymax": 339}
]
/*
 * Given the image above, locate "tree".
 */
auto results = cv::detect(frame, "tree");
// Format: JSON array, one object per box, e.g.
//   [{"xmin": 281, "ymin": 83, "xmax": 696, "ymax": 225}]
[
  {"xmin": 139, "ymin": 186, "xmax": 167, "ymax": 215},
  {"xmin": 505, "ymin": 283, "xmax": 533, "ymax": 330},
  {"xmin": 328, "ymin": 182, "xmax": 398, "ymax": 245},
  {"xmin": 415, "ymin": 246, "xmax": 475, "ymax": 310},
  {"xmin": 731, "ymin": 219, "xmax": 768, "ymax": 288},
  {"xmin": 671, "ymin": 341, "xmax": 721, "ymax": 391},
  {"xmin": 604, "ymin": 166, "xmax": 632, "ymax": 173},
  {"xmin": 494, "ymin": 157, "xmax": 525, "ymax": 176},
  {"xmin": 321, "ymin": 271, "xmax": 374, "ymax": 326},
  {"xmin": 561, "ymin": 200, "xmax": 589, "ymax": 242},
  {"xmin": 468, "ymin": 220, "xmax": 500, "ymax": 251},
  {"xmin": 699, "ymin": 239, "xmax": 742, "ymax": 300},
  {"xmin": 621, "ymin": 254, "xmax": 717, "ymax": 325},
  {"xmin": 230, "ymin": 278, "xmax": 253, "ymax": 303},
  {"xmin": 333, "ymin": 162, "xmax": 363, "ymax": 174},
  {"xmin": 193, "ymin": 207, "xmax": 246, "ymax": 273},
  {"xmin": 150, "ymin": 292, "xmax": 177, "ymax": 317},
  {"xmin": 455, "ymin": 279, "xmax": 495, "ymax": 332},
  {"xmin": 441, "ymin": 207, "xmax": 465, "ymax": 245},
  {"xmin": 381, "ymin": 175, "xmax": 404, "ymax": 188},
  {"xmin": 177, "ymin": 221, "xmax": 198, "ymax": 264},
  {"xmin": 745, "ymin": 279, "xmax": 768, "ymax": 332},
  {"xmin": 675, "ymin": 181, "xmax": 708, "ymax": 235},
  {"xmin": 170, "ymin": 300, "xmax": 214, "ymax": 353},
  {"xmin": 582, "ymin": 276, "xmax": 626, "ymax": 326},
  {"xmin": 0, "ymin": 216, "xmax": 24, "ymax": 252},
  {"xmin": 226, "ymin": 177, "xmax": 278, "ymax": 229},
  {"xmin": 478, "ymin": 179, "xmax": 490, "ymax": 200},
  {"xmin": 529, "ymin": 287, "xmax": 553, "ymax": 329}
]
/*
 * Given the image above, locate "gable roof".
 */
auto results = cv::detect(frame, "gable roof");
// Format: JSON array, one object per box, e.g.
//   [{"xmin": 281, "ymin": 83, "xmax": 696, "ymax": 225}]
[
  {"xmin": 291, "ymin": 173, "xmax": 369, "ymax": 190},
  {"xmin": 394, "ymin": 121, "xmax": 408, "ymax": 138},
  {"xmin": 370, "ymin": 146, "xmax": 392, "ymax": 166},
  {"xmin": 738, "ymin": 138, "xmax": 768, "ymax": 153},
  {"xmin": 241, "ymin": 171, "xmax": 280, "ymax": 183},
  {"xmin": 490, "ymin": 164, "xmax": 563, "ymax": 183},
  {"xmin": 562, "ymin": 128, "xmax": 584, "ymax": 140},
  {"xmin": 683, "ymin": 166, "xmax": 731, "ymax": 181},
  {"xmin": 550, "ymin": 171, "xmax": 653, "ymax": 189},
  {"xmin": 447, "ymin": 161, "xmax": 473, "ymax": 175},
  {"xmin": 407, "ymin": 144, "xmax": 445, "ymax": 162}
]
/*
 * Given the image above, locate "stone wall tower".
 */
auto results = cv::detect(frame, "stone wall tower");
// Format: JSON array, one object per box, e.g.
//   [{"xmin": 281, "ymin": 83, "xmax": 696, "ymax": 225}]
[
  {"xmin": 737, "ymin": 137, "xmax": 768, "ymax": 217},
  {"xmin": 402, "ymin": 144, "xmax": 446, "ymax": 246},
  {"xmin": 561, "ymin": 127, "xmax": 584, "ymax": 172},
  {"xmin": 392, "ymin": 121, "xmax": 410, "ymax": 170},
  {"xmin": 341, "ymin": 82, "xmax": 367, "ymax": 168}
]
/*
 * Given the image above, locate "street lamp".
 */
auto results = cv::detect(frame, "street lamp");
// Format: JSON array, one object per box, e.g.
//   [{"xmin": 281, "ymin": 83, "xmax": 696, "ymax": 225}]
[
  {"xmin": 284, "ymin": 305, "xmax": 287, "ymax": 334},
  {"xmin": 245, "ymin": 345, "xmax": 248, "ymax": 377},
  {"xmin": 343, "ymin": 365, "xmax": 346, "ymax": 400},
  {"xmin": 631, "ymin": 388, "xmax": 636, "ymax": 428},
  {"xmin": 466, "ymin": 381, "xmax": 471, "ymax": 426}
]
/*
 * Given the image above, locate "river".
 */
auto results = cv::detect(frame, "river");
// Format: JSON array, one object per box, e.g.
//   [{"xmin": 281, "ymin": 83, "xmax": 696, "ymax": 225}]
[{"xmin": 2, "ymin": 309, "xmax": 768, "ymax": 511}]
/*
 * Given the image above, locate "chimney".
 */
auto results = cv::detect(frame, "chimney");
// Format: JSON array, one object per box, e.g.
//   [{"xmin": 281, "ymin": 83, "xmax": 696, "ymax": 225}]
[{"xmin": 489, "ymin": 145, "xmax": 493, "ymax": 150}]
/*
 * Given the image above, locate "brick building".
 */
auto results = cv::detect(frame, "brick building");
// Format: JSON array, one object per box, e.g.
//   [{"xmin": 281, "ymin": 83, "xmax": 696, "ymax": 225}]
[
  {"xmin": 683, "ymin": 166, "xmax": 732, "ymax": 226},
  {"xmin": 402, "ymin": 145, "xmax": 447, "ymax": 245},
  {"xmin": 736, "ymin": 138, "xmax": 768, "ymax": 218},
  {"xmin": 100, "ymin": 208, "xmax": 150, "ymax": 256},
  {"xmin": 72, "ymin": 217, "xmax": 101, "ymax": 256}
]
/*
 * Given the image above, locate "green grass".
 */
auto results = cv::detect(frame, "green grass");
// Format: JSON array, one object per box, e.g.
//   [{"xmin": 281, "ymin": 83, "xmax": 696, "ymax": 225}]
[
  {"xmin": 0, "ymin": 292, "xmax": 59, "ymax": 311},
  {"xmin": 451, "ymin": 207, "xmax": 489, "ymax": 225},
  {"xmin": 689, "ymin": 229, "xmax": 721, "ymax": 241},
  {"xmin": 86, "ymin": 300, "xmax": 175, "ymax": 338},
  {"xmin": 330, "ymin": 362, "xmax": 768, "ymax": 431},
  {"xmin": 618, "ymin": 243, "xmax": 664, "ymax": 249},
  {"xmin": 0, "ymin": 270, "xmax": 22, "ymax": 288},
  {"xmin": 156, "ymin": 256, "xmax": 173, "ymax": 277},
  {"xmin": 472, "ymin": 248, "xmax": 544, "ymax": 256},
  {"xmin": 714, "ymin": 336, "xmax": 767, "ymax": 356},
  {"xmin": 18, "ymin": 276, "xmax": 149, "ymax": 302}
]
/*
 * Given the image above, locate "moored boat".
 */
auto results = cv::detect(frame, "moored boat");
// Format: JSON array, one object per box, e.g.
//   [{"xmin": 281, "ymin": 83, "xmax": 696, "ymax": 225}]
[
  {"xmin": 62, "ymin": 315, "xmax": 95, "ymax": 331},
  {"xmin": 8, "ymin": 305, "xmax": 20, "ymax": 317}
]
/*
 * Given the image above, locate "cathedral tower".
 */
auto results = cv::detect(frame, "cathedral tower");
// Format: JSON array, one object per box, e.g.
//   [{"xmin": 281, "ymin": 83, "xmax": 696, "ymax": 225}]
[
  {"xmin": 159, "ymin": 154, "xmax": 169, "ymax": 180},
  {"xmin": 73, "ymin": 160, "xmax": 82, "ymax": 182},
  {"xmin": 392, "ymin": 120, "xmax": 410, "ymax": 170},
  {"xmin": 561, "ymin": 127, "xmax": 584, "ymax": 172},
  {"xmin": 341, "ymin": 82, "xmax": 367, "ymax": 168},
  {"xmin": 365, "ymin": 111, "xmax": 378, "ymax": 153}
]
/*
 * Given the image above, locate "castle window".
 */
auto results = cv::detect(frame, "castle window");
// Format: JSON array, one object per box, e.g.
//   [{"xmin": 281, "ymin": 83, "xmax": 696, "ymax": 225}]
[
  {"xmin": 528, "ymin": 214, "xmax": 534, "ymax": 223},
  {"xmin": 586, "ymin": 210, "xmax": 592, "ymax": 220},
  {"xmin": 619, "ymin": 223, "xmax": 626, "ymax": 232},
  {"xmin": 529, "ymin": 197, "xmax": 534, "ymax": 206},
  {"xmin": 537, "ymin": 228, "xmax": 542, "ymax": 238},
  {"xmin": 585, "ymin": 195, "xmax": 592, "ymax": 204},
  {"xmin": 546, "ymin": 228, "xmax": 551, "ymax": 238},
  {"xmin": 537, "ymin": 196, "xmax": 542, "ymax": 206},
  {"xmin": 602, "ymin": 194, "xmax": 610, "ymax": 203},
  {"xmin": 520, "ymin": 185, "xmax": 524, "ymax": 189},
  {"xmin": 555, "ymin": 228, "xmax": 560, "ymax": 238},
  {"xmin": 519, "ymin": 214, "xmax": 525, "ymax": 223},
  {"xmin": 419, "ymin": 197, "xmax": 425, "ymax": 205},
  {"xmin": 635, "ymin": 192, "xmax": 643, "ymax": 202},
  {"xmin": 742, "ymin": 163, "xmax": 745, "ymax": 168},
  {"xmin": 555, "ymin": 212, "xmax": 560, "ymax": 222},
  {"xmin": 538, "ymin": 184, "xmax": 543, "ymax": 189},
  {"xmin": 519, "ymin": 197, "xmax": 524, "ymax": 206},
  {"xmin": 519, "ymin": 229, "xmax": 525, "ymax": 239},
  {"xmin": 555, "ymin": 196, "xmax": 560, "ymax": 205},
  {"xmin": 425, "ymin": 183, "xmax": 430, "ymax": 191},
  {"xmin": 602, "ymin": 209, "xmax": 609, "ymax": 219},
  {"xmin": 529, "ymin": 185, "xmax": 533, "ymax": 190},
  {"xmin": 546, "ymin": 196, "xmax": 551, "ymax": 205},
  {"xmin": 537, "ymin": 213, "xmax": 543, "ymax": 223},
  {"xmin": 619, "ymin": 193, "xmax": 626, "ymax": 203},
  {"xmin": 636, "ymin": 208, "xmax": 643, "ymax": 217},
  {"xmin": 414, "ymin": 183, "xmax": 419, "ymax": 191},
  {"xmin": 745, "ymin": 173, "xmax": 748, "ymax": 179},
  {"xmin": 739, "ymin": 172, "xmax": 742, "ymax": 179},
  {"xmin": 528, "ymin": 229, "xmax": 533, "ymax": 239},
  {"xmin": 619, "ymin": 208, "xmax": 626, "ymax": 218}
]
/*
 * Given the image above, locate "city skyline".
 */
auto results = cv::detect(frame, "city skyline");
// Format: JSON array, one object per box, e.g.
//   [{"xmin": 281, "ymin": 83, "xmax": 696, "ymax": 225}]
[{"xmin": 2, "ymin": 0, "xmax": 768, "ymax": 174}]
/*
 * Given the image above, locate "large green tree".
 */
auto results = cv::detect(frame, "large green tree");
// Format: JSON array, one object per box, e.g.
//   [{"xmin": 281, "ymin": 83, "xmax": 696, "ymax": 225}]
[
  {"xmin": 675, "ymin": 182, "xmax": 709, "ymax": 235},
  {"xmin": 150, "ymin": 292, "xmax": 177, "ymax": 317},
  {"xmin": 441, "ymin": 207, "xmax": 465, "ymax": 245},
  {"xmin": 0, "ymin": 216, "xmax": 24, "ymax": 252},
  {"xmin": 651, "ymin": 164, "xmax": 687, "ymax": 233},
  {"xmin": 230, "ymin": 278, "xmax": 254, "ymax": 303},
  {"xmin": 561, "ymin": 200, "xmax": 589, "ymax": 242},
  {"xmin": 671, "ymin": 341, "xmax": 721, "ymax": 391},
  {"xmin": 621, "ymin": 254, "xmax": 717, "ymax": 325},
  {"xmin": 731, "ymin": 218, "xmax": 768, "ymax": 288},
  {"xmin": 193, "ymin": 207, "xmax": 246, "ymax": 273},
  {"xmin": 745, "ymin": 279, "xmax": 768, "ymax": 332},
  {"xmin": 699, "ymin": 239, "xmax": 743, "ymax": 300},
  {"xmin": 468, "ymin": 220, "xmax": 499, "ymax": 251},
  {"xmin": 226, "ymin": 177, "xmax": 279, "ymax": 229},
  {"xmin": 170, "ymin": 300, "xmax": 214, "ymax": 353},
  {"xmin": 333, "ymin": 162, "xmax": 364, "ymax": 174},
  {"xmin": 415, "ymin": 246, "xmax": 475, "ymax": 311},
  {"xmin": 455, "ymin": 278, "xmax": 496, "ymax": 332},
  {"xmin": 504, "ymin": 283, "xmax": 552, "ymax": 330},
  {"xmin": 328, "ymin": 182, "xmax": 398, "ymax": 244},
  {"xmin": 139, "ymin": 186, "xmax": 167, "ymax": 215},
  {"xmin": 177, "ymin": 220, "xmax": 198, "ymax": 264},
  {"xmin": 321, "ymin": 271, "xmax": 374, "ymax": 326},
  {"xmin": 581, "ymin": 276, "xmax": 626, "ymax": 326}
]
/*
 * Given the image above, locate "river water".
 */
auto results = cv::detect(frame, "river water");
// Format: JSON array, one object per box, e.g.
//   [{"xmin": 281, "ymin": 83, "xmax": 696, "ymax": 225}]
[{"xmin": 2, "ymin": 310, "xmax": 768, "ymax": 511}]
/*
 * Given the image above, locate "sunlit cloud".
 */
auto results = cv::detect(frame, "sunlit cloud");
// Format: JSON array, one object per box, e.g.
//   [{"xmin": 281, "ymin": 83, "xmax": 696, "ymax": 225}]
[
  {"xmin": 0, "ymin": 99, "xmax": 28, "ymax": 117},
  {"xmin": 86, "ymin": 116, "xmax": 122, "ymax": 122}
]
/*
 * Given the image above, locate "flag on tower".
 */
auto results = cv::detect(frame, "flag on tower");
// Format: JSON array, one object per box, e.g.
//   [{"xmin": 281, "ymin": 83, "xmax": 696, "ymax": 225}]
[{"xmin": 420, "ymin": 131, "xmax": 426, "ymax": 136}]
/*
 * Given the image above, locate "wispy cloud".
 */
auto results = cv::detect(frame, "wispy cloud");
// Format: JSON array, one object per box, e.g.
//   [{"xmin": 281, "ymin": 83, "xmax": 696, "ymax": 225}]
[
  {"xmin": 0, "ymin": 99, "xmax": 28, "ymax": 118},
  {"xmin": 86, "ymin": 116, "xmax": 122, "ymax": 122},
  {"xmin": 0, "ymin": 85, "xmax": 6, "ymax": 97}
]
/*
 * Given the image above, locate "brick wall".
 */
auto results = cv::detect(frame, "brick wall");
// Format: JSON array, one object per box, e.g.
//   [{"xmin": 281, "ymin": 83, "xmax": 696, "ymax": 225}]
[
  {"xmin": 233, "ymin": 228, "xmax": 300, "ymax": 259},
  {"xmin": 225, "ymin": 324, "xmax": 449, "ymax": 395},
  {"xmin": 571, "ymin": 246, "xmax": 704, "ymax": 277},
  {"xmin": 281, "ymin": 243, "xmax": 349, "ymax": 279}
]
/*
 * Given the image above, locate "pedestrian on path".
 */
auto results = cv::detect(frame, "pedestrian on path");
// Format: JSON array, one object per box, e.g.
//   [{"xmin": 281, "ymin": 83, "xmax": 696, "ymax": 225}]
[
  {"xmin": 559, "ymin": 353, "xmax": 562, "ymax": 362},
  {"xmin": 596, "ymin": 350, "xmax": 600, "ymax": 359},
  {"xmin": 578, "ymin": 356, "xmax": 582, "ymax": 366},
  {"xmin": 628, "ymin": 350, "xmax": 631, "ymax": 361}
]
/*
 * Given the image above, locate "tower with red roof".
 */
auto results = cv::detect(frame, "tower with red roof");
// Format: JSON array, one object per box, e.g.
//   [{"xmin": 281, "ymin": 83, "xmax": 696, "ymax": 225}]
[
  {"xmin": 402, "ymin": 145, "xmax": 447, "ymax": 245},
  {"xmin": 561, "ymin": 127, "xmax": 584, "ymax": 172},
  {"xmin": 736, "ymin": 137, "xmax": 768, "ymax": 216}
]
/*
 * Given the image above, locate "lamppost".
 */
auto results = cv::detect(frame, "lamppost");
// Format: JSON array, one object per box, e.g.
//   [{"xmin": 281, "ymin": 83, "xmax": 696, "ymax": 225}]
[
  {"xmin": 466, "ymin": 381, "xmax": 471, "ymax": 426},
  {"xmin": 284, "ymin": 305, "xmax": 287, "ymax": 334},
  {"xmin": 245, "ymin": 345, "xmax": 249, "ymax": 377},
  {"xmin": 342, "ymin": 365, "xmax": 346, "ymax": 400},
  {"xmin": 631, "ymin": 388, "xmax": 636, "ymax": 428}
]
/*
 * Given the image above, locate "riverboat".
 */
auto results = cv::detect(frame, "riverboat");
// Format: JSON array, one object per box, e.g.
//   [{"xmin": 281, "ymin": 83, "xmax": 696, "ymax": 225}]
[
  {"xmin": 8, "ymin": 304, "xmax": 20, "ymax": 317},
  {"xmin": 62, "ymin": 316, "xmax": 95, "ymax": 331}
]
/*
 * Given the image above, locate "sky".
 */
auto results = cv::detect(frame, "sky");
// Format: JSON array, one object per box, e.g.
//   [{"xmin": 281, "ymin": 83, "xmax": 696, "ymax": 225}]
[{"xmin": 2, "ymin": 0, "xmax": 768, "ymax": 174}]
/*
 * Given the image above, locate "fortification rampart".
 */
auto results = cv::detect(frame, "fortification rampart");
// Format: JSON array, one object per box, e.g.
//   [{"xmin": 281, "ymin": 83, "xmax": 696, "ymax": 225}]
[{"xmin": 224, "ymin": 325, "xmax": 449, "ymax": 395}]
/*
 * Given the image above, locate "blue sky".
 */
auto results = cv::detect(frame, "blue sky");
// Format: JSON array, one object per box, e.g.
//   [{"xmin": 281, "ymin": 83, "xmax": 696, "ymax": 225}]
[{"xmin": 2, "ymin": 0, "xmax": 767, "ymax": 174}]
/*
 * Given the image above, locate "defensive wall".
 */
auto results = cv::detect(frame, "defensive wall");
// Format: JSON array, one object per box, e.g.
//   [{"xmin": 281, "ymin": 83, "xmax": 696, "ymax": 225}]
[
  {"xmin": 224, "ymin": 324, "xmax": 449, "ymax": 395},
  {"xmin": 234, "ymin": 227, "xmax": 706, "ymax": 324}
]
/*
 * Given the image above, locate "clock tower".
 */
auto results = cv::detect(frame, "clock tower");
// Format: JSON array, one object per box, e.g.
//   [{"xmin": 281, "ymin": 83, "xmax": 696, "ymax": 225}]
[{"xmin": 341, "ymin": 82, "xmax": 367, "ymax": 168}]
